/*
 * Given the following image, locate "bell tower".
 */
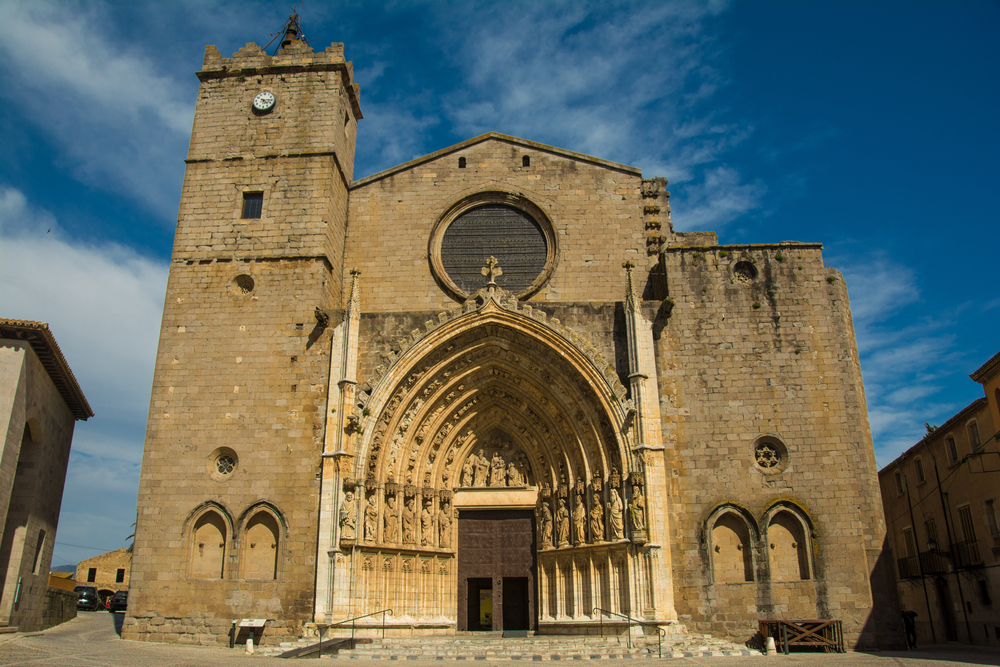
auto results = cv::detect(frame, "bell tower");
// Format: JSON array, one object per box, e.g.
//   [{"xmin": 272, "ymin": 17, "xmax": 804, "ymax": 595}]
[{"xmin": 125, "ymin": 28, "xmax": 362, "ymax": 641}]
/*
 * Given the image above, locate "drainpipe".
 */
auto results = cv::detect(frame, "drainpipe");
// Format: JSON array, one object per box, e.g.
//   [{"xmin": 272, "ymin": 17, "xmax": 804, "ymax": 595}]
[
  {"xmin": 903, "ymin": 472, "xmax": 935, "ymax": 644},
  {"xmin": 929, "ymin": 451, "xmax": 973, "ymax": 643}
]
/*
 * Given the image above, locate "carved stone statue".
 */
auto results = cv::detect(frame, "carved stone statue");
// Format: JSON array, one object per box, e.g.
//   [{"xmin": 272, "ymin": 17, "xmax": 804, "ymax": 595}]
[
  {"xmin": 506, "ymin": 460, "xmax": 519, "ymax": 486},
  {"xmin": 517, "ymin": 455, "xmax": 530, "ymax": 486},
  {"xmin": 556, "ymin": 497, "xmax": 570, "ymax": 547},
  {"xmin": 461, "ymin": 456, "xmax": 475, "ymax": 487},
  {"xmin": 473, "ymin": 449, "xmax": 489, "ymax": 486},
  {"xmin": 488, "ymin": 451, "xmax": 504, "ymax": 487},
  {"xmin": 420, "ymin": 498, "xmax": 434, "ymax": 546},
  {"xmin": 438, "ymin": 500, "xmax": 452, "ymax": 549},
  {"xmin": 608, "ymin": 488, "xmax": 624, "ymax": 540},
  {"xmin": 364, "ymin": 494, "xmax": 378, "ymax": 542},
  {"xmin": 573, "ymin": 495, "xmax": 587, "ymax": 544},
  {"xmin": 629, "ymin": 487, "xmax": 646, "ymax": 532},
  {"xmin": 339, "ymin": 491, "xmax": 357, "ymax": 540},
  {"xmin": 539, "ymin": 501, "xmax": 553, "ymax": 549},
  {"xmin": 590, "ymin": 500, "xmax": 605, "ymax": 542},
  {"xmin": 402, "ymin": 497, "xmax": 415, "ymax": 544},
  {"xmin": 383, "ymin": 495, "xmax": 398, "ymax": 543}
]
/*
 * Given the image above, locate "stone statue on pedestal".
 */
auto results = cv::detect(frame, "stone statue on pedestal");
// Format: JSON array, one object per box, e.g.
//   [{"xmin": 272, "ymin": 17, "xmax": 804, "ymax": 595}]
[
  {"xmin": 420, "ymin": 498, "xmax": 434, "ymax": 546},
  {"xmin": 383, "ymin": 495, "xmax": 398, "ymax": 544},
  {"xmin": 339, "ymin": 491, "xmax": 356, "ymax": 540},
  {"xmin": 556, "ymin": 497, "xmax": 570, "ymax": 547},
  {"xmin": 573, "ymin": 495, "xmax": 587, "ymax": 544},
  {"xmin": 629, "ymin": 487, "xmax": 646, "ymax": 532},
  {"xmin": 590, "ymin": 500, "xmax": 604, "ymax": 542},
  {"xmin": 438, "ymin": 500, "xmax": 452, "ymax": 549},
  {"xmin": 364, "ymin": 494, "xmax": 378, "ymax": 542},
  {"xmin": 608, "ymin": 488, "xmax": 624, "ymax": 540},
  {"xmin": 402, "ymin": 497, "xmax": 415, "ymax": 544},
  {"xmin": 539, "ymin": 501, "xmax": 553, "ymax": 549}
]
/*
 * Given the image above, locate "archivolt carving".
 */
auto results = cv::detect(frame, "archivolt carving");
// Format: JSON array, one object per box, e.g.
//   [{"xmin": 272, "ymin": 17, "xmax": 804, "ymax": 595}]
[{"xmin": 353, "ymin": 293, "xmax": 632, "ymax": 529}]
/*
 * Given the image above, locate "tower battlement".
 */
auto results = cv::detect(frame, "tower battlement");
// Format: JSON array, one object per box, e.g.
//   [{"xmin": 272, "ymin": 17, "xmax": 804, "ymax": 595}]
[{"xmin": 199, "ymin": 41, "xmax": 361, "ymax": 119}]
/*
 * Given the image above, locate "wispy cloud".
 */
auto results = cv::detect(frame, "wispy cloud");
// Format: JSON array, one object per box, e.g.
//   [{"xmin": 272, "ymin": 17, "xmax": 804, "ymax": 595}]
[
  {"xmin": 346, "ymin": 1, "xmax": 760, "ymax": 231},
  {"xmin": 0, "ymin": 186, "xmax": 168, "ymax": 561},
  {"xmin": 0, "ymin": 1, "xmax": 193, "ymax": 220},
  {"xmin": 835, "ymin": 251, "xmax": 968, "ymax": 467}
]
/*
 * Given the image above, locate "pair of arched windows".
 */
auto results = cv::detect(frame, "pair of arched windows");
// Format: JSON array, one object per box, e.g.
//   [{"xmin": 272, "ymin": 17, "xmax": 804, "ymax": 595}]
[
  {"xmin": 189, "ymin": 503, "xmax": 282, "ymax": 581},
  {"xmin": 707, "ymin": 503, "xmax": 812, "ymax": 583}
]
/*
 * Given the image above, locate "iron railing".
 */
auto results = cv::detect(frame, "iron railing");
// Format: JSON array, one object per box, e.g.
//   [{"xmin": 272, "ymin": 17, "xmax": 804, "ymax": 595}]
[
  {"xmin": 316, "ymin": 609, "xmax": 393, "ymax": 658},
  {"xmin": 918, "ymin": 549, "xmax": 950, "ymax": 574},
  {"xmin": 896, "ymin": 556, "xmax": 919, "ymax": 580},
  {"xmin": 593, "ymin": 607, "xmax": 667, "ymax": 658},
  {"xmin": 951, "ymin": 540, "xmax": 983, "ymax": 569}
]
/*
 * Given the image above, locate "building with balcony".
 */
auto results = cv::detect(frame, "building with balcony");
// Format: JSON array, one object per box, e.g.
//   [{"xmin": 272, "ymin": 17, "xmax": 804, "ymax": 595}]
[{"xmin": 879, "ymin": 350, "xmax": 1000, "ymax": 646}]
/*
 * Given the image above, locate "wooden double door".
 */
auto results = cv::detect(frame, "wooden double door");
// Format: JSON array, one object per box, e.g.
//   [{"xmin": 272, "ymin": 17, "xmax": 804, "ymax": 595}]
[{"xmin": 457, "ymin": 510, "xmax": 536, "ymax": 632}]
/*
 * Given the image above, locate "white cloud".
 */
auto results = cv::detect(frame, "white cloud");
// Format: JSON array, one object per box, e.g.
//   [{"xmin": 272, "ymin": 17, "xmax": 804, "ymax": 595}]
[
  {"xmin": 0, "ymin": 186, "xmax": 168, "ymax": 560},
  {"xmin": 834, "ymin": 251, "xmax": 970, "ymax": 468},
  {"xmin": 0, "ymin": 0, "xmax": 194, "ymax": 219}
]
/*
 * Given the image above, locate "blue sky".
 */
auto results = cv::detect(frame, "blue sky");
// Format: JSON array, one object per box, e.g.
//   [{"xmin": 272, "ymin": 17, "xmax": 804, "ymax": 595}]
[{"xmin": 0, "ymin": 0, "xmax": 997, "ymax": 568}]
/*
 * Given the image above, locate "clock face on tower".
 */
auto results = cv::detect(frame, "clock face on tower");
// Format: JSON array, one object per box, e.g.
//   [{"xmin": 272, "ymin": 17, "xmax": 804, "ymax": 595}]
[{"xmin": 252, "ymin": 91, "xmax": 276, "ymax": 113}]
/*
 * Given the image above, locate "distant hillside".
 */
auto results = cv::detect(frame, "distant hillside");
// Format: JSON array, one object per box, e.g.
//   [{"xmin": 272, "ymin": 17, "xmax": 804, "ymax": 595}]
[{"xmin": 50, "ymin": 565, "xmax": 76, "ymax": 573}]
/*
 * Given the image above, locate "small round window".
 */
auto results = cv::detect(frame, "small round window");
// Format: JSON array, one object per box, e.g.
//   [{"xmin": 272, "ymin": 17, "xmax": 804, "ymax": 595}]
[
  {"xmin": 733, "ymin": 261, "xmax": 757, "ymax": 284},
  {"xmin": 216, "ymin": 455, "xmax": 235, "ymax": 474},
  {"xmin": 753, "ymin": 437, "xmax": 788, "ymax": 473},
  {"xmin": 230, "ymin": 274, "xmax": 255, "ymax": 297},
  {"xmin": 209, "ymin": 447, "xmax": 238, "ymax": 481}
]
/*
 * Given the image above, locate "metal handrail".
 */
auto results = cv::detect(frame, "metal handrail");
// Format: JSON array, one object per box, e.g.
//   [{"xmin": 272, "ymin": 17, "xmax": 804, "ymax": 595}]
[
  {"xmin": 593, "ymin": 607, "xmax": 666, "ymax": 658},
  {"xmin": 316, "ymin": 609, "xmax": 393, "ymax": 658}
]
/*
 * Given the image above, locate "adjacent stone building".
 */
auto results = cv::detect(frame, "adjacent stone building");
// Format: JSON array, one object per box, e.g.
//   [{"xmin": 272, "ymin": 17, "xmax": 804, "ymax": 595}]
[
  {"xmin": 879, "ymin": 351, "xmax": 1000, "ymax": 647},
  {"xmin": 125, "ymin": 33, "xmax": 898, "ymax": 648},
  {"xmin": 75, "ymin": 548, "xmax": 132, "ymax": 602},
  {"xmin": 0, "ymin": 319, "xmax": 92, "ymax": 631}
]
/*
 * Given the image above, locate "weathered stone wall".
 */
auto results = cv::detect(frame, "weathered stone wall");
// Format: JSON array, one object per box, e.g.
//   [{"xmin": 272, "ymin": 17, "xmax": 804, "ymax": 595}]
[
  {"xmin": 125, "ymin": 258, "xmax": 335, "ymax": 645},
  {"xmin": 9, "ymin": 579, "xmax": 77, "ymax": 633},
  {"xmin": 655, "ymin": 244, "xmax": 891, "ymax": 648},
  {"xmin": 126, "ymin": 39, "xmax": 357, "ymax": 646},
  {"xmin": 346, "ymin": 137, "xmax": 653, "ymax": 312},
  {"xmin": 354, "ymin": 303, "xmax": 623, "ymax": 399},
  {"xmin": 0, "ymin": 341, "xmax": 76, "ymax": 630},
  {"xmin": 75, "ymin": 547, "xmax": 131, "ymax": 593}
]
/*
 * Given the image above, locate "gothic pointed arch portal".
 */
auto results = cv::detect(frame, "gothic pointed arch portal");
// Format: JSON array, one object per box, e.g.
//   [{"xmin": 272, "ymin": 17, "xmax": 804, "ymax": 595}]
[{"xmin": 320, "ymin": 288, "xmax": 676, "ymax": 632}]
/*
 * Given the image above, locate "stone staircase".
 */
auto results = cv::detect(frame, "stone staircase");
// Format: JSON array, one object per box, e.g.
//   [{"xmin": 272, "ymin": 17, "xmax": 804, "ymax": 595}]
[{"xmin": 262, "ymin": 631, "xmax": 759, "ymax": 660}]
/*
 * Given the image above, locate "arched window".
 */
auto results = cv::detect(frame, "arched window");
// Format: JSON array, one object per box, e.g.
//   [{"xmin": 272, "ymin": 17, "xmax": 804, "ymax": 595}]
[
  {"xmin": 242, "ymin": 511, "xmax": 280, "ymax": 581},
  {"xmin": 764, "ymin": 504, "xmax": 812, "ymax": 581},
  {"xmin": 710, "ymin": 512, "xmax": 754, "ymax": 582},
  {"xmin": 190, "ymin": 510, "xmax": 227, "ymax": 579}
]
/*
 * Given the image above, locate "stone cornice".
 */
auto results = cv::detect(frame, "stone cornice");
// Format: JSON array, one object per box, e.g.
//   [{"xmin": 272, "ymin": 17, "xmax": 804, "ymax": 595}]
[
  {"xmin": 970, "ymin": 350, "xmax": 1000, "ymax": 384},
  {"xmin": 0, "ymin": 319, "xmax": 93, "ymax": 420},
  {"xmin": 351, "ymin": 132, "xmax": 641, "ymax": 189}
]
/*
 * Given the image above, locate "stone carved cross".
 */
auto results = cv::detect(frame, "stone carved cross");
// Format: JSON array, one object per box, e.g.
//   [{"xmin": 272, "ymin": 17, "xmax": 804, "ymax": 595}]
[{"xmin": 481, "ymin": 256, "xmax": 503, "ymax": 287}]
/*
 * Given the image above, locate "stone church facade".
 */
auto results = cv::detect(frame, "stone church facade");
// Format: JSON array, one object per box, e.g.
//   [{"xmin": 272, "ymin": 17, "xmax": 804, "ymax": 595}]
[{"xmin": 124, "ymin": 35, "xmax": 898, "ymax": 648}]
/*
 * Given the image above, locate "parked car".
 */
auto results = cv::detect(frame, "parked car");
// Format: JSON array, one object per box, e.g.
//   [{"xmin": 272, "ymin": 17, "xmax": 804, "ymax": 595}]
[
  {"xmin": 74, "ymin": 586, "xmax": 100, "ymax": 612},
  {"xmin": 107, "ymin": 590, "xmax": 128, "ymax": 612}
]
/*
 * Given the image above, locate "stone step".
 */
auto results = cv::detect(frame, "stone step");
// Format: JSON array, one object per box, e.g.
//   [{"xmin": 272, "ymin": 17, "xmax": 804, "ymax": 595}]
[{"xmin": 319, "ymin": 635, "xmax": 757, "ymax": 660}]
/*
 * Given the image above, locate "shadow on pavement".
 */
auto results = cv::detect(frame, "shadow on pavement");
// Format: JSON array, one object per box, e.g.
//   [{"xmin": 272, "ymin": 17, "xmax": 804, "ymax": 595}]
[{"xmin": 112, "ymin": 612, "xmax": 124, "ymax": 637}]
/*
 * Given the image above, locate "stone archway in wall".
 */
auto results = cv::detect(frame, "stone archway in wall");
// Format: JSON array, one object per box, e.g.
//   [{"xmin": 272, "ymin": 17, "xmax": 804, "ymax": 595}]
[{"xmin": 329, "ymin": 290, "xmax": 655, "ymax": 633}]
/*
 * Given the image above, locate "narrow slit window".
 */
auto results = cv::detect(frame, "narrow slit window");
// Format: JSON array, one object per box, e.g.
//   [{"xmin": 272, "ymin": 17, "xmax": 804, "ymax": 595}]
[
  {"xmin": 88, "ymin": 567, "xmax": 97, "ymax": 582},
  {"xmin": 522, "ymin": 155, "xmax": 530, "ymax": 167},
  {"xmin": 242, "ymin": 192, "xmax": 263, "ymax": 219},
  {"xmin": 458, "ymin": 157, "xmax": 466, "ymax": 168},
  {"xmin": 116, "ymin": 568, "xmax": 125, "ymax": 583}
]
